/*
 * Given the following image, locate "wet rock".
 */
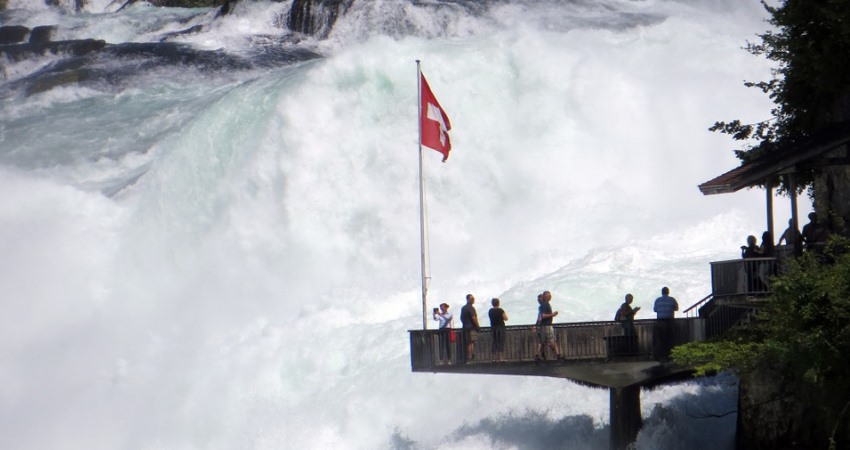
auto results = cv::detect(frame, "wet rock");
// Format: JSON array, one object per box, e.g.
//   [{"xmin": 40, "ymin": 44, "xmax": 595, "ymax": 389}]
[
  {"xmin": 159, "ymin": 24, "xmax": 205, "ymax": 41},
  {"xmin": 0, "ymin": 39, "xmax": 107, "ymax": 63},
  {"xmin": 0, "ymin": 25, "xmax": 29, "ymax": 45},
  {"xmin": 25, "ymin": 68, "xmax": 91, "ymax": 95},
  {"xmin": 104, "ymin": 41, "xmax": 254, "ymax": 71},
  {"xmin": 287, "ymin": 0, "xmax": 353, "ymax": 37},
  {"xmin": 214, "ymin": 0, "xmax": 232, "ymax": 18},
  {"xmin": 1, "ymin": 26, "xmax": 321, "ymax": 96},
  {"xmin": 29, "ymin": 25, "xmax": 57, "ymax": 44}
]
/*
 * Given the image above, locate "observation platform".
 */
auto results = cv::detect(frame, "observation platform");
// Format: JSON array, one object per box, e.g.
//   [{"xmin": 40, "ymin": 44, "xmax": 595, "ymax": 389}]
[
  {"xmin": 409, "ymin": 319, "xmax": 706, "ymax": 450},
  {"xmin": 408, "ymin": 256, "xmax": 778, "ymax": 450},
  {"xmin": 409, "ymin": 319, "xmax": 703, "ymax": 388}
]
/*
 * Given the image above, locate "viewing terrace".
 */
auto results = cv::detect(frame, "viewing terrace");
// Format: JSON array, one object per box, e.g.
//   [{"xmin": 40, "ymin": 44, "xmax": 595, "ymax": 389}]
[
  {"xmin": 408, "ymin": 253, "xmax": 786, "ymax": 450},
  {"xmin": 409, "ymin": 319, "xmax": 701, "ymax": 387}
]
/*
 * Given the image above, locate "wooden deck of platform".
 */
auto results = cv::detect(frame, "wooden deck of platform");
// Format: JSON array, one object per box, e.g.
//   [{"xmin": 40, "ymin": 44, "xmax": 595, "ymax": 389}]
[{"xmin": 409, "ymin": 318, "xmax": 705, "ymax": 388}]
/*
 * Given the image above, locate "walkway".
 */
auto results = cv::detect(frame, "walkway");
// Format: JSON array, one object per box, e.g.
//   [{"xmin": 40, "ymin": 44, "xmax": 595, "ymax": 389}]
[{"xmin": 409, "ymin": 318, "xmax": 705, "ymax": 388}]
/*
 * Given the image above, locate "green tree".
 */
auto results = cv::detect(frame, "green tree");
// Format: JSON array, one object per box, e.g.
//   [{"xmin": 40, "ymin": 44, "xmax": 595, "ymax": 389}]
[
  {"xmin": 709, "ymin": 0, "xmax": 850, "ymax": 193},
  {"xmin": 675, "ymin": 238, "xmax": 850, "ymax": 376},
  {"xmin": 673, "ymin": 237, "xmax": 850, "ymax": 447}
]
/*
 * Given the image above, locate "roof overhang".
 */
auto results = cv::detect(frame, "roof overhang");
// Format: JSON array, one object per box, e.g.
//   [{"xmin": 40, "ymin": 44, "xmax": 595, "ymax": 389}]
[{"xmin": 698, "ymin": 124, "xmax": 850, "ymax": 195}]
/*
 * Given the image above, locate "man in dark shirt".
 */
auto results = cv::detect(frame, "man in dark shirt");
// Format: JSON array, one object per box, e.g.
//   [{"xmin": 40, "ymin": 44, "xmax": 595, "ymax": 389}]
[
  {"xmin": 488, "ymin": 298, "xmax": 508, "ymax": 362},
  {"xmin": 460, "ymin": 294, "xmax": 479, "ymax": 362},
  {"xmin": 802, "ymin": 212, "xmax": 827, "ymax": 252}
]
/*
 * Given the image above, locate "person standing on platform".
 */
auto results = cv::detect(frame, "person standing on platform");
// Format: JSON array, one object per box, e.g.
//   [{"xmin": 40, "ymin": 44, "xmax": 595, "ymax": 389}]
[
  {"xmin": 433, "ymin": 303, "xmax": 453, "ymax": 365},
  {"xmin": 653, "ymin": 286, "xmax": 678, "ymax": 319},
  {"xmin": 802, "ymin": 212, "xmax": 828, "ymax": 252},
  {"xmin": 460, "ymin": 294, "xmax": 480, "ymax": 363},
  {"xmin": 488, "ymin": 298, "xmax": 509, "ymax": 362},
  {"xmin": 615, "ymin": 293, "xmax": 640, "ymax": 336},
  {"xmin": 531, "ymin": 294, "xmax": 544, "ymax": 358},
  {"xmin": 652, "ymin": 286, "xmax": 679, "ymax": 362},
  {"xmin": 741, "ymin": 234, "xmax": 760, "ymax": 258},
  {"xmin": 741, "ymin": 234, "xmax": 763, "ymax": 292},
  {"xmin": 777, "ymin": 219, "xmax": 802, "ymax": 252},
  {"xmin": 759, "ymin": 231, "xmax": 775, "ymax": 258},
  {"xmin": 757, "ymin": 231, "xmax": 776, "ymax": 291},
  {"xmin": 533, "ymin": 290, "xmax": 563, "ymax": 361}
]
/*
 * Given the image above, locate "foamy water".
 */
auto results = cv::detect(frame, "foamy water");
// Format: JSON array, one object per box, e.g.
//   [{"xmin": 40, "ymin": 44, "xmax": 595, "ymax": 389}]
[{"xmin": 0, "ymin": 1, "xmax": 799, "ymax": 448}]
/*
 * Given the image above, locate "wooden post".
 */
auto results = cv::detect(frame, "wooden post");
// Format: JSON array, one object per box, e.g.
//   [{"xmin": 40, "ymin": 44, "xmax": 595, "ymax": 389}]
[
  {"xmin": 610, "ymin": 386, "xmax": 642, "ymax": 450},
  {"xmin": 766, "ymin": 185, "xmax": 774, "ymax": 239},
  {"xmin": 788, "ymin": 172, "xmax": 801, "ymax": 256}
]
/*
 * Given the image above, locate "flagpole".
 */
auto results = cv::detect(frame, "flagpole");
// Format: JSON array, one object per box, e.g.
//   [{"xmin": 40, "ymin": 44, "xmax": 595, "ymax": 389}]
[{"xmin": 416, "ymin": 59, "xmax": 429, "ymax": 330}]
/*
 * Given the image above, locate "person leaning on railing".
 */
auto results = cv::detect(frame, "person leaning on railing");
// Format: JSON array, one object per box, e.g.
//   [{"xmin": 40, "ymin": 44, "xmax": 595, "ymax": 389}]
[
  {"xmin": 488, "ymin": 298, "xmax": 508, "ymax": 362},
  {"xmin": 741, "ymin": 235, "xmax": 763, "ymax": 292},
  {"xmin": 653, "ymin": 287, "xmax": 678, "ymax": 319},
  {"xmin": 741, "ymin": 235, "xmax": 759, "ymax": 258},
  {"xmin": 652, "ymin": 286, "xmax": 678, "ymax": 362}
]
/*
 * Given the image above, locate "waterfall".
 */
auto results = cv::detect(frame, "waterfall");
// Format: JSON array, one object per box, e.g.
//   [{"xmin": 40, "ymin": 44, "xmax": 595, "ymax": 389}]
[{"xmin": 0, "ymin": 1, "xmax": 794, "ymax": 448}]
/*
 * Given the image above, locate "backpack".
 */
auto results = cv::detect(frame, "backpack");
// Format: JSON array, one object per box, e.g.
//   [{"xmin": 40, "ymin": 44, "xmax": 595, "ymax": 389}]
[{"xmin": 615, "ymin": 305, "xmax": 626, "ymax": 321}]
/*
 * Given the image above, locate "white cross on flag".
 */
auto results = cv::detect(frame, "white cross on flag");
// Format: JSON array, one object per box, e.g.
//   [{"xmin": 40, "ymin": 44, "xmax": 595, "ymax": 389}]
[{"xmin": 419, "ymin": 72, "xmax": 452, "ymax": 162}]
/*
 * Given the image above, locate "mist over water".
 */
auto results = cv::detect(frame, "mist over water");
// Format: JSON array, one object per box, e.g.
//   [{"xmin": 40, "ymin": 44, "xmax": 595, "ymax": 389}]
[{"xmin": 0, "ymin": 1, "xmax": 797, "ymax": 448}]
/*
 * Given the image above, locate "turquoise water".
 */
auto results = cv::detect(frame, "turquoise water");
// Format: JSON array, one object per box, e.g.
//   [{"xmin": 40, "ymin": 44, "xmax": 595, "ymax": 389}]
[{"xmin": 0, "ymin": 1, "xmax": 793, "ymax": 448}]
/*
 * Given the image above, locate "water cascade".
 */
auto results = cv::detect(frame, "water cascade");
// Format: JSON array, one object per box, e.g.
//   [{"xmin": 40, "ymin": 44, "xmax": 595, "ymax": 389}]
[{"xmin": 0, "ymin": 1, "xmax": 793, "ymax": 448}]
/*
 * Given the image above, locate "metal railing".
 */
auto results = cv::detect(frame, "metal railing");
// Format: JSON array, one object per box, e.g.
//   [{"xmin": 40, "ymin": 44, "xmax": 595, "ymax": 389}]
[
  {"xmin": 409, "ymin": 318, "xmax": 705, "ymax": 370},
  {"xmin": 703, "ymin": 302, "xmax": 759, "ymax": 338},
  {"xmin": 710, "ymin": 257, "xmax": 784, "ymax": 297},
  {"xmin": 683, "ymin": 293, "xmax": 713, "ymax": 318}
]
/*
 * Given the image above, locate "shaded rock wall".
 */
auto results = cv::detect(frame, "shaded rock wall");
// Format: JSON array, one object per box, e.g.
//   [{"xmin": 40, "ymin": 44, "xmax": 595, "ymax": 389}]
[
  {"xmin": 737, "ymin": 365, "xmax": 849, "ymax": 450},
  {"xmin": 811, "ymin": 93, "xmax": 850, "ymax": 236},
  {"xmin": 813, "ymin": 148, "xmax": 850, "ymax": 235}
]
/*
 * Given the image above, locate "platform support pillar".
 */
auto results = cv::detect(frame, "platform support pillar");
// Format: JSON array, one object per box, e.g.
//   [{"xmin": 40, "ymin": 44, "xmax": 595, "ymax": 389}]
[{"xmin": 610, "ymin": 385, "xmax": 642, "ymax": 450}]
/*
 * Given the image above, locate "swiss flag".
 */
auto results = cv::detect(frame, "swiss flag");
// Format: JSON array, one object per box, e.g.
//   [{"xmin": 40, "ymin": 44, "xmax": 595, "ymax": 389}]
[{"xmin": 420, "ymin": 73, "xmax": 452, "ymax": 162}]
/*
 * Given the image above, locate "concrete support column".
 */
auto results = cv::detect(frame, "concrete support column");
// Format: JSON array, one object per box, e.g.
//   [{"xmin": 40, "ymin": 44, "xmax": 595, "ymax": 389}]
[{"xmin": 610, "ymin": 385, "xmax": 642, "ymax": 450}]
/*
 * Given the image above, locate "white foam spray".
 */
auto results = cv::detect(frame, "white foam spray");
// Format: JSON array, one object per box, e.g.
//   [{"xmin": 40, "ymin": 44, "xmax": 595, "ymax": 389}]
[{"xmin": 0, "ymin": 1, "xmax": 801, "ymax": 448}]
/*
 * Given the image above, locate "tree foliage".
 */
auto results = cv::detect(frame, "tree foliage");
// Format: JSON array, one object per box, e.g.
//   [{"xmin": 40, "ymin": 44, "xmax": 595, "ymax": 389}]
[
  {"xmin": 670, "ymin": 339, "xmax": 762, "ymax": 377},
  {"xmin": 675, "ymin": 237, "xmax": 850, "ymax": 382},
  {"xmin": 673, "ymin": 0, "xmax": 850, "ymax": 444},
  {"xmin": 672, "ymin": 237, "xmax": 850, "ymax": 447},
  {"xmin": 761, "ymin": 238, "xmax": 850, "ymax": 389},
  {"xmin": 709, "ymin": 0, "xmax": 850, "ymax": 192}
]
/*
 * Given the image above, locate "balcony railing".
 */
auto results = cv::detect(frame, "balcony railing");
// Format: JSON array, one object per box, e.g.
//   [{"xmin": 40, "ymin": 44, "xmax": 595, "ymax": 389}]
[
  {"xmin": 409, "ymin": 319, "xmax": 705, "ymax": 370},
  {"xmin": 710, "ymin": 257, "xmax": 784, "ymax": 297}
]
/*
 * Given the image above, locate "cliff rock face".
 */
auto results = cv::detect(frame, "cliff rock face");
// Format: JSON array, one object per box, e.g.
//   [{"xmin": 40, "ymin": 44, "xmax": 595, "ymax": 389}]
[
  {"xmin": 813, "ymin": 154, "xmax": 850, "ymax": 236},
  {"xmin": 810, "ymin": 92, "xmax": 850, "ymax": 236},
  {"xmin": 737, "ymin": 365, "xmax": 849, "ymax": 450}
]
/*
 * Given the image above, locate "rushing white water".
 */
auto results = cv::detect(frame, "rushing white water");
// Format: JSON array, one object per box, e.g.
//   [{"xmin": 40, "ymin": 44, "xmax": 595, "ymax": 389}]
[{"xmin": 0, "ymin": 1, "xmax": 800, "ymax": 449}]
